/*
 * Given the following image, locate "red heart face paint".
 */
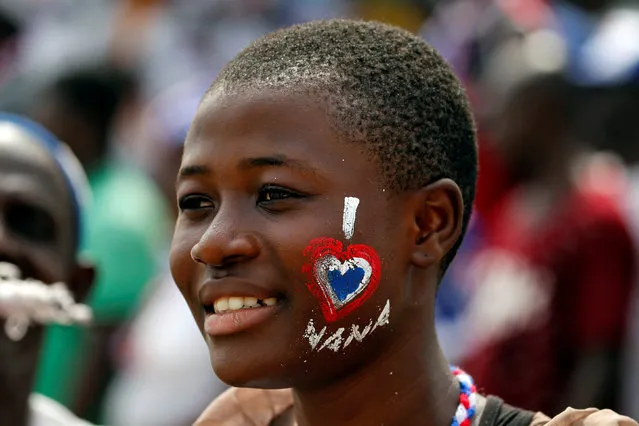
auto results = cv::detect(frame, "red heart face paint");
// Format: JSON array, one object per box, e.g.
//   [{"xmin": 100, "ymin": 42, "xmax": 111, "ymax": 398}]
[{"xmin": 303, "ymin": 237, "xmax": 382, "ymax": 322}]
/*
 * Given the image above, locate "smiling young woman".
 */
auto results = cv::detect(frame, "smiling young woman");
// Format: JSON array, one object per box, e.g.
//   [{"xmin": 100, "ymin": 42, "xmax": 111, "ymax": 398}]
[{"xmin": 170, "ymin": 19, "xmax": 639, "ymax": 426}]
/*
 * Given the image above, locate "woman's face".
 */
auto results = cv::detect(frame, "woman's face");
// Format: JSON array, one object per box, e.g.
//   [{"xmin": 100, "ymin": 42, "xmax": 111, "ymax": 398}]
[{"xmin": 170, "ymin": 89, "xmax": 415, "ymax": 388}]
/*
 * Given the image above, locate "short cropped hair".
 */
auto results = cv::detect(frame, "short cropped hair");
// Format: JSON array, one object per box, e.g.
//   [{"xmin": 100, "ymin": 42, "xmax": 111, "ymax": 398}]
[{"xmin": 209, "ymin": 19, "xmax": 478, "ymax": 272}]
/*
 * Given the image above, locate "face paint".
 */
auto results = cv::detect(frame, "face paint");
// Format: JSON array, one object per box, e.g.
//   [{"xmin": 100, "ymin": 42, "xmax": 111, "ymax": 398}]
[
  {"xmin": 302, "ymin": 196, "xmax": 381, "ymax": 322},
  {"xmin": 303, "ymin": 299, "xmax": 390, "ymax": 352},
  {"xmin": 303, "ymin": 238, "xmax": 381, "ymax": 322},
  {"xmin": 304, "ymin": 197, "xmax": 381, "ymax": 322},
  {"xmin": 342, "ymin": 196, "xmax": 360, "ymax": 240}
]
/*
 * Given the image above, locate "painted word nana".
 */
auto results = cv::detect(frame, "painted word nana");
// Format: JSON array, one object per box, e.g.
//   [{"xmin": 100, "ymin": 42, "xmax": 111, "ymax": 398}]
[{"xmin": 303, "ymin": 299, "xmax": 390, "ymax": 352}]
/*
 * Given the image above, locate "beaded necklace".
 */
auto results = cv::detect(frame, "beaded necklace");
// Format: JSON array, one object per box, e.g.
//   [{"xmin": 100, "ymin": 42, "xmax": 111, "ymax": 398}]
[{"xmin": 450, "ymin": 366, "xmax": 478, "ymax": 426}]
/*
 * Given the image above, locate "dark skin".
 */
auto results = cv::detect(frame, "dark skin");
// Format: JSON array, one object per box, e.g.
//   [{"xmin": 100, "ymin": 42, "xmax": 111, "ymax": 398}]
[
  {"xmin": 170, "ymin": 88, "xmax": 465, "ymax": 426},
  {"xmin": 0, "ymin": 122, "xmax": 94, "ymax": 426}
]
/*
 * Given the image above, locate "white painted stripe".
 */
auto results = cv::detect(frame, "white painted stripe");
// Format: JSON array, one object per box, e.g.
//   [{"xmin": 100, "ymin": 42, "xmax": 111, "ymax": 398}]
[{"xmin": 342, "ymin": 196, "xmax": 360, "ymax": 240}]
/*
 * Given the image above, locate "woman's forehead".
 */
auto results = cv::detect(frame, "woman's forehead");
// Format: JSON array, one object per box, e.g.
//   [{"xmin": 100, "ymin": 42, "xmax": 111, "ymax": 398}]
[
  {"xmin": 188, "ymin": 91, "xmax": 340, "ymax": 157},
  {"xmin": 194, "ymin": 87, "xmax": 331, "ymax": 130},
  {"xmin": 182, "ymin": 91, "xmax": 384, "ymax": 195}
]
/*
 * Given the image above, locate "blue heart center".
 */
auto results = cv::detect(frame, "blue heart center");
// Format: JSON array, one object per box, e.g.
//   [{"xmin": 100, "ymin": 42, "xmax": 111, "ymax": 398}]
[{"xmin": 327, "ymin": 266, "xmax": 366, "ymax": 302}]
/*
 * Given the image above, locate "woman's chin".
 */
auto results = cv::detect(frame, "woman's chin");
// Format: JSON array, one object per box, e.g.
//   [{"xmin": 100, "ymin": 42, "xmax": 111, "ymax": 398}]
[
  {"xmin": 206, "ymin": 330, "xmax": 308, "ymax": 389},
  {"xmin": 215, "ymin": 370, "xmax": 294, "ymax": 390},
  {"xmin": 211, "ymin": 356, "xmax": 296, "ymax": 389}
]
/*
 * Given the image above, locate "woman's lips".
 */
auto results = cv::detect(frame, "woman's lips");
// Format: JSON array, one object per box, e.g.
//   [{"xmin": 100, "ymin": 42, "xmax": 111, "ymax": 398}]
[
  {"xmin": 198, "ymin": 281, "xmax": 284, "ymax": 336},
  {"xmin": 204, "ymin": 303, "xmax": 280, "ymax": 336}
]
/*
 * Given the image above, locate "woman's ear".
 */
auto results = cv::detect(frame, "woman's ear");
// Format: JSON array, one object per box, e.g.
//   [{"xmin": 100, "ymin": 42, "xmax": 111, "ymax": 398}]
[
  {"xmin": 408, "ymin": 179, "xmax": 464, "ymax": 269},
  {"xmin": 68, "ymin": 256, "xmax": 96, "ymax": 303}
]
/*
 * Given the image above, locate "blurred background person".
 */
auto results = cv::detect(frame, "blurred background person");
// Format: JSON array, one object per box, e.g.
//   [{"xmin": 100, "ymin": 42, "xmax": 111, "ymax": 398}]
[
  {"xmin": 0, "ymin": 113, "xmax": 95, "ymax": 426},
  {"xmin": 461, "ymin": 71, "xmax": 635, "ymax": 415},
  {"xmin": 29, "ymin": 66, "xmax": 171, "ymax": 421},
  {"xmin": 421, "ymin": 1, "xmax": 639, "ymax": 416}
]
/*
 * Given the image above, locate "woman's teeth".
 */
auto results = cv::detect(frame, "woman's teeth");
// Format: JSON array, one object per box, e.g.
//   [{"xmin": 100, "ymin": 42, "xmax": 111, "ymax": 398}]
[{"xmin": 213, "ymin": 296, "xmax": 278, "ymax": 313}]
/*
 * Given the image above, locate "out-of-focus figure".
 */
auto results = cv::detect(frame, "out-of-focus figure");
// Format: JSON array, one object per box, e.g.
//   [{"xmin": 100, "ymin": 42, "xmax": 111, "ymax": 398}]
[
  {"xmin": 30, "ymin": 66, "xmax": 171, "ymax": 421},
  {"xmin": 553, "ymin": 3, "xmax": 639, "ymax": 417},
  {"xmin": 0, "ymin": 113, "xmax": 96, "ymax": 426},
  {"xmin": 462, "ymin": 72, "xmax": 636, "ymax": 415}
]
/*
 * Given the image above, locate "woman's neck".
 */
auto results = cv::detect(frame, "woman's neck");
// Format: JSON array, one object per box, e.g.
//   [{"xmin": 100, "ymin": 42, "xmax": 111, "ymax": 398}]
[{"xmin": 292, "ymin": 325, "xmax": 460, "ymax": 426}]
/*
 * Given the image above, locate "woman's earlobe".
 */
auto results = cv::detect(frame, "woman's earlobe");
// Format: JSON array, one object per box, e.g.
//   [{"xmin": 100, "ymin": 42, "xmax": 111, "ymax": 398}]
[{"xmin": 411, "ymin": 247, "xmax": 436, "ymax": 268}]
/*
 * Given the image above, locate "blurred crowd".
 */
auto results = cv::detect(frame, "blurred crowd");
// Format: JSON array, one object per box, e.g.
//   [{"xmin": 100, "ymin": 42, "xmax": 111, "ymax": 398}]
[{"xmin": 0, "ymin": 0, "xmax": 638, "ymax": 424}]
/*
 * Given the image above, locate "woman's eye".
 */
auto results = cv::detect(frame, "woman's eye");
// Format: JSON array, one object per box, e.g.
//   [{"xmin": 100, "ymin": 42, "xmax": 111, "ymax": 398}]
[
  {"xmin": 178, "ymin": 195, "xmax": 215, "ymax": 211},
  {"xmin": 257, "ymin": 185, "xmax": 305, "ymax": 204}
]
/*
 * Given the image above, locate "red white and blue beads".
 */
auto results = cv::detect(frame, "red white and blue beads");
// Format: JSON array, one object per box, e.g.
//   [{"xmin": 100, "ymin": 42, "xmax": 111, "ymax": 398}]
[{"xmin": 451, "ymin": 366, "xmax": 478, "ymax": 426}]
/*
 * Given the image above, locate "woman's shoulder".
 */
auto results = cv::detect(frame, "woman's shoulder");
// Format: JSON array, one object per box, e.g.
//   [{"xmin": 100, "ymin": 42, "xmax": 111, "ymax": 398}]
[
  {"xmin": 477, "ymin": 396, "xmax": 638, "ymax": 426},
  {"xmin": 475, "ymin": 395, "xmax": 542, "ymax": 426},
  {"xmin": 192, "ymin": 388, "xmax": 638, "ymax": 426}
]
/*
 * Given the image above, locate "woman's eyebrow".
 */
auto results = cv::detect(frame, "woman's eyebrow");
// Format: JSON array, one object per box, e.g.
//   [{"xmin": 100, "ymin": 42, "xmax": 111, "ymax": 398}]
[
  {"xmin": 176, "ymin": 164, "xmax": 210, "ymax": 183},
  {"xmin": 176, "ymin": 155, "xmax": 325, "ymax": 185},
  {"xmin": 238, "ymin": 155, "xmax": 322, "ymax": 177}
]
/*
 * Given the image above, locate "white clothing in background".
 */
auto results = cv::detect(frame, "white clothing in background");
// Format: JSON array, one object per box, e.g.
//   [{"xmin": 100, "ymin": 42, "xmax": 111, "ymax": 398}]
[{"xmin": 30, "ymin": 394, "xmax": 94, "ymax": 426}]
